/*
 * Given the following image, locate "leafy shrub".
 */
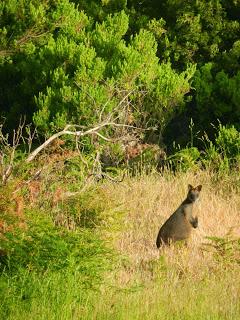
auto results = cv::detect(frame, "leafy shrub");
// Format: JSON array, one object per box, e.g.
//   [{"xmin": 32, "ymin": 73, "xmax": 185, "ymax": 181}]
[
  {"xmin": 194, "ymin": 64, "xmax": 240, "ymax": 130},
  {"xmin": 203, "ymin": 124, "xmax": 240, "ymax": 172},
  {"xmin": 215, "ymin": 124, "xmax": 240, "ymax": 159},
  {"xmin": 167, "ymin": 124, "xmax": 240, "ymax": 173},
  {"xmin": 167, "ymin": 146, "xmax": 201, "ymax": 172},
  {"xmin": 0, "ymin": 210, "xmax": 113, "ymax": 284}
]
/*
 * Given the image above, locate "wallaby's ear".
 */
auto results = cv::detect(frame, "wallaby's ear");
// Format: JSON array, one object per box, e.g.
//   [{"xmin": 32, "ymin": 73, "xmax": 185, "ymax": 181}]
[
  {"xmin": 188, "ymin": 184, "xmax": 193, "ymax": 191},
  {"xmin": 196, "ymin": 185, "xmax": 202, "ymax": 192}
]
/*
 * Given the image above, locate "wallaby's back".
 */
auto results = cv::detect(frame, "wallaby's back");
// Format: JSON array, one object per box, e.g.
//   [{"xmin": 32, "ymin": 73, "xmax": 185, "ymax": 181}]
[{"xmin": 156, "ymin": 184, "xmax": 202, "ymax": 248}]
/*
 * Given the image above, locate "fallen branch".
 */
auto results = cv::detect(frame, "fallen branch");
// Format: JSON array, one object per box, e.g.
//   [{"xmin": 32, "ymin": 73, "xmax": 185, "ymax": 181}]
[{"xmin": 26, "ymin": 122, "xmax": 153, "ymax": 163}]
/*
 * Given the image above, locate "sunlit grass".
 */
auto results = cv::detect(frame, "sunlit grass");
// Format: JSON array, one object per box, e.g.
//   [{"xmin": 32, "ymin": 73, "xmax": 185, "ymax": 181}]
[{"xmin": 1, "ymin": 169, "xmax": 240, "ymax": 319}]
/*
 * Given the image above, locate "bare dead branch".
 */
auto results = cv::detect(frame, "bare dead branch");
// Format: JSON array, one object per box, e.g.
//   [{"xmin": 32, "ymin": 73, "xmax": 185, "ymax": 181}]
[
  {"xmin": 26, "ymin": 129, "xmax": 68, "ymax": 163},
  {"xmin": 2, "ymin": 165, "xmax": 13, "ymax": 185},
  {"xmin": 56, "ymin": 174, "xmax": 96, "ymax": 200},
  {"xmin": 94, "ymin": 132, "xmax": 113, "ymax": 142},
  {"xmin": 25, "ymin": 124, "xmax": 37, "ymax": 154},
  {"xmin": 26, "ymin": 122, "xmax": 152, "ymax": 163},
  {"xmin": 0, "ymin": 117, "xmax": 26, "ymax": 185}
]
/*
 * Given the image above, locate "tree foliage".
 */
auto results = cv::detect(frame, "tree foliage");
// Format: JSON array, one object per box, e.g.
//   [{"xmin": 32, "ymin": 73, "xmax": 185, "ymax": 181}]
[
  {"xmin": 194, "ymin": 63, "xmax": 240, "ymax": 130},
  {"xmin": 0, "ymin": 0, "xmax": 239, "ymax": 149},
  {"xmin": 0, "ymin": 1, "xmax": 194, "ymax": 139}
]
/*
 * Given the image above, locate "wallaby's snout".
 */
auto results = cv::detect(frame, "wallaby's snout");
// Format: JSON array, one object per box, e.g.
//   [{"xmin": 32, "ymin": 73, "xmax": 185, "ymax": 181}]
[{"xmin": 156, "ymin": 184, "xmax": 202, "ymax": 248}]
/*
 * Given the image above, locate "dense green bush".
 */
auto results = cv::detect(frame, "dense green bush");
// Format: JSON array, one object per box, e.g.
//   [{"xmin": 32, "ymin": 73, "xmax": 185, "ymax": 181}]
[
  {"xmin": 203, "ymin": 124, "xmax": 240, "ymax": 172},
  {"xmin": 32, "ymin": 12, "xmax": 195, "ymax": 137},
  {"xmin": 168, "ymin": 146, "xmax": 201, "ymax": 172},
  {"xmin": 194, "ymin": 64, "xmax": 240, "ymax": 130},
  {"xmin": 0, "ymin": 210, "xmax": 113, "ymax": 282},
  {"xmin": 168, "ymin": 124, "xmax": 240, "ymax": 173},
  {"xmin": 0, "ymin": 1, "xmax": 194, "ymax": 140},
  {"xmin": 0, "ymin": 181, "xmax": 114, "ymax": 286},
  {"xmin": 124, "ymin": 0, "xmax": 240, "ymax": 69},
  {"xmin": 121, "ymin": 0, "xmax": 240, "ymax": 144}
]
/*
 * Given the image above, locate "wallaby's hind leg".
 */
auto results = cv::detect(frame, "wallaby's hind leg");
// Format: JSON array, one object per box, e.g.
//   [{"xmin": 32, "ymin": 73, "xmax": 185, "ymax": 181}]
[
  {"xmin": 156, "ymin": 232, "xmax": 161, "ymax": 248},
  {"xmin": 156, "ymin": 231, "xmax": 164, "ymax": 248},
  {"xmin": 156, "ymin": 230, "xmax": 170, "ymax": 248}
]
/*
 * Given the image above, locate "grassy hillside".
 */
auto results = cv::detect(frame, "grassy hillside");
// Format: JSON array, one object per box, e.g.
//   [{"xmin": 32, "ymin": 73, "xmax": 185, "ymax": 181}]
[{"xmin": 0, "ymin": 165, "xmax": 240, "ymax": 319}]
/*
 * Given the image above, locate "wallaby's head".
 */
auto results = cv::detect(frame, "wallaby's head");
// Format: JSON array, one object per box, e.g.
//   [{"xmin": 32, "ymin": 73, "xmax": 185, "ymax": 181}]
[{"xmin": 187, "ymin": 184, "xmax": 202, "ymax": 202}]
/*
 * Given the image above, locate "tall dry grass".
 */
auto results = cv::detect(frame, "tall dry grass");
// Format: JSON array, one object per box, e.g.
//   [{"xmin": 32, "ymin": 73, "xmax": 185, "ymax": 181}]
[
  {"xmin": 96, "ymin": 170, "xmax": 240, "ymax": 285},
  {"xmin": 83, "ymin": 170, "xmax": 239, "ymax": 319}
]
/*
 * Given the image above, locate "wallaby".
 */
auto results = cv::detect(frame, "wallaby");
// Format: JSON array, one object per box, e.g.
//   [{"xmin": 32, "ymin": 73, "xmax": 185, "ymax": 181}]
[{"xmin": 156, "ymin": 184, "xmax": 202, "ymax": 248}]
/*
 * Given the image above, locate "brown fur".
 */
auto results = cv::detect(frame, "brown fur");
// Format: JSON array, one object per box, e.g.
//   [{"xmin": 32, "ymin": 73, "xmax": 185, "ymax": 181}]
[{"xmin": 156, "ymin": 184, "xmax": 202, "ymax": 248}]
